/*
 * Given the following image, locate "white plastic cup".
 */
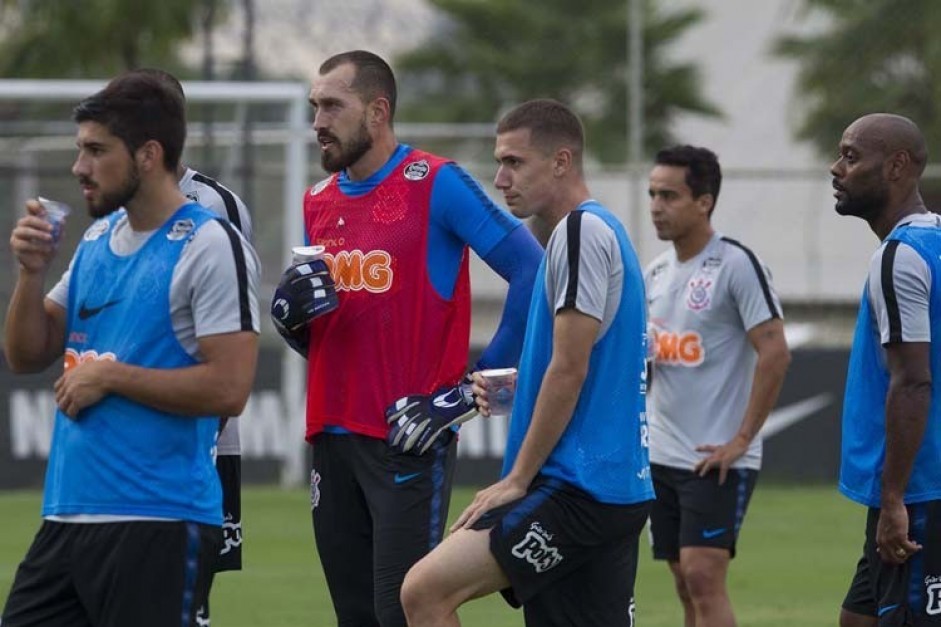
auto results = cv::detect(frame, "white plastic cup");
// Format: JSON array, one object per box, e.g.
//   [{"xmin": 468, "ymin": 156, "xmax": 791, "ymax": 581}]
[
  {"xmin": 479, "ymin": 367, "xmax": 518, "ymax": 419},
  {"xmin": 291, "ymin": 245, "xmax": 325, "ymax": 265},
  {"xmin": 289, "ymin": 244, "xmax": 338, "ymax": 318},
  {"xmin": 37, "ymin": 197, "xmax": 71, "ymax": 243}
]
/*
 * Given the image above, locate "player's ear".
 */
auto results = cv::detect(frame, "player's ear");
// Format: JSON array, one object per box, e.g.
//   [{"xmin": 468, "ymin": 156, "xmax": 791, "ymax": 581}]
[
  {"xmin": 553, "ymin": 147, "xmax": 573, "ymax": 177},
  {"xmin": 135, "ymin": 139, "xmax": 164, "ymax": 173},
  {"xmin": 695, "ymin": 193, "xmax": 714, "ymax": 217},
  {"xmin": 884, "ymin": 149, "xmax": 910, "ymax": 182},
  {"xmin": 369, "ymin": 97, "xmax": 391, "ymax": 127}
]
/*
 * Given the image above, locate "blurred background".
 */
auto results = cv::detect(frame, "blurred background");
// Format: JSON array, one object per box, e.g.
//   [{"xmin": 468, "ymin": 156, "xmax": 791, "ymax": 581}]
[{"xmin": 2, "ymin": 0, "xmax": 939, "ymax": 488}]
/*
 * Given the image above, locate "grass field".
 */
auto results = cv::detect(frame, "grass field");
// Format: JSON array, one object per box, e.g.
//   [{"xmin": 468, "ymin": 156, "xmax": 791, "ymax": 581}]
[{"xmin": 0, "ymin": 484, "xmax": 863, "ymax": 626}]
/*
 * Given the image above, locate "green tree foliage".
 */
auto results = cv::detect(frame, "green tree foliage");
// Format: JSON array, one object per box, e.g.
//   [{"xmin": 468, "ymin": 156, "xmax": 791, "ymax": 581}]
[
  {"xmin": 775, "ymin": 0, "xmax": 941, "ymax": 159},
  {"xmin": 0, "ymin": 0, "xmax": 219, "ymax": 77},
  {"xmin": 394, "ymin": 0, "xmax": 720, "ymax": 163}
]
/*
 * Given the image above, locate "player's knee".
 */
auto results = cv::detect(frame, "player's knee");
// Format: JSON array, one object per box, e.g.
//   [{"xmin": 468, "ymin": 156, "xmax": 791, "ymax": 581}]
[
  {"xmin": 839, "ymin": 607, "xmax": 878, "ymax": 627},
  {"xmin": 681, "ymin": 562, "xmax": 725, "ymax": 600},
  {"xmin": 401, "ymin": 560, "xmax": 461, "ymax": 626},
  {"xmin": 673, "ymin": 576, "xmax": 693, "ymax": 604},
  {"xmin": 400, "ymin": 564, "xmax": 439, "ymax": 622}
]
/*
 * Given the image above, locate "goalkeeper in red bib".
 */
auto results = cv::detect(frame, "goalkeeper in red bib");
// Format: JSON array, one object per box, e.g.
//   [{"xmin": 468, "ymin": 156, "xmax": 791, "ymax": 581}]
[{"xmin": 269, "ymin": 50, "xmax": 543, "ymax": 627}]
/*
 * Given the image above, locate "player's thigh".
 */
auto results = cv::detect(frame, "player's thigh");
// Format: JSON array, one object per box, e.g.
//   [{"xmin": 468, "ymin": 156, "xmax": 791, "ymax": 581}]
[
  {"xmin": 523, "ymin": 534, "xmax": 641, "ymax": 627},
  {"xmin": 649, "ymin": 464, "xmax": 683, "ymax": 561},
  {"xmin": 2, "ymin": 522, "xmax": 91, "ymax": 627},
  {"xmin": 677, "ymin": 467, "xmax": 758, "ymax": 557},
  {"xmin": 404, "ymin": 527, "xmax": 509, "ymax": 607},
  {"xmin": 476, "ymin": 478, "xmax": 649, "ymax": 611},
  {"xmin": 368, "ymin": 438, "xmax": 457, "ymax": 602},
  {"xmin": 215, "ymin": 453, "xmax": 242, "ymax": 573},
  {"xmin": 309, "ymin": 434, "xmax": 379, "ymax": 617},
  {"xmin": 75, "ymin": 521, "xmax": 220, "ymax": 627},
  {"xmin": 863, "ymin": 502, "xmax": 941, "ymax": 626}
]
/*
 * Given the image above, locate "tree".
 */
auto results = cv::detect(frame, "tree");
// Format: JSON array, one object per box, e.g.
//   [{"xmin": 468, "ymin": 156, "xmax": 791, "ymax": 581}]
[
  {"xmin": 0, "ymin": 0, "xmax": 225, "ymax": 77},
  {"xmin": 394, "ymin": 0, "xmax": 720, "ymax": 164},
  {"xmin": 775, "ymin": 0, "xmax": 941, "ymax": 159}
]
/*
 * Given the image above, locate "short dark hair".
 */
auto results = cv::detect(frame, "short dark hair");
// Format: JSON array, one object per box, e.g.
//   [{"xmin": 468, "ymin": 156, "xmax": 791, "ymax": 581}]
[
  {"xmin": 320, "ymin": 50, "xmax": 397, "ymax": 119},
  {"xmin": 73, "ymin": 70, "xmax": 186, "ymax": 172},
  {"xmin": 654, "ymin": 145, "xmax": 722, "ymax": 214},
  {"xmin": 132, "ymin": 67, "xmax": 186, "ymax": 101},
  {"xmin": 496, "ymin": 99, "xmax": 585, "ymax": 169}
]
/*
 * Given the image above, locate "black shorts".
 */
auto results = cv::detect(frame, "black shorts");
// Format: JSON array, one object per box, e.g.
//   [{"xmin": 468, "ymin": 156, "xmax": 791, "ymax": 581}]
[
  {"xmin": 842, "ymin": 501, "xmax": 941, "ymax": 625},
  {"xmin": 214, "ymin": 453, "xmax": 242, "ymax": 573},
  {"xmin": 470, "ymin": 476, "xmax": 651, "ymax": 627},
  {"xmin": 2, "ymin": 520, "xmax": 221, "ymax": 627},
  {"xmin": 649, "ymin": 463, "xmax": 758, "ymax": 561},
  {"xmin": 310, "ymin": 431, "xmax": 456, "ymax": 627}
]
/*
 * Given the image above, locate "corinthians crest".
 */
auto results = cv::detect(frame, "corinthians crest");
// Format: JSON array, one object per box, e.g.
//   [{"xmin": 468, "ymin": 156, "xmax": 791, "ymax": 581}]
[{"xmin": 686, "ymin": 277, "xmax": 713, "ymax": 312}]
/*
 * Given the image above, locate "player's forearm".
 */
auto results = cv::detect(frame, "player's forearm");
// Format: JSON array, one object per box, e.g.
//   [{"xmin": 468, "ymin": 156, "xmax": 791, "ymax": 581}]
[
  {"xmin": 4, "ymin": 271, "xmax": 62, "ymax": 373},
  {"xmin": 736, "ymin": 346, "xmax": 790, "ymax": 442},
  {"xmin": 505, "ymin": 362, "xmax": 586, "ymax": 487},
  {"xmin": 477, "ymin": 228, "xmax": 542, "ymax": 368},
  {"xmin": 100, "ymin": 339, "xmax": 258, "ymax": 417},
  {"xmin": 881, "ymin": 378, "xmax": 930, "ymax": 504}
]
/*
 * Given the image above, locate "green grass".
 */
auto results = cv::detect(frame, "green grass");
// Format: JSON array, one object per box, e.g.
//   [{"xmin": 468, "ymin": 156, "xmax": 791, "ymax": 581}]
[{"xmin": 0, "ymin": 484, "xmax": 863, "ymax": 626}]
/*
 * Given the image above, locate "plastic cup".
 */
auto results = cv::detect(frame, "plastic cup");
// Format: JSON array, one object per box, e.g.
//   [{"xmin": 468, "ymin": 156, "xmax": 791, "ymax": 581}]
[
  {"xmin": 37, "ymin": 196, "xmax": 71, "ymax": 243},
  {"xmin": 291, "ymin": 244, "xmax": 325, "ymax": 264},
  {"xmin": 479, "ymin": 367, "xmax": 517, "ymax": 419}
]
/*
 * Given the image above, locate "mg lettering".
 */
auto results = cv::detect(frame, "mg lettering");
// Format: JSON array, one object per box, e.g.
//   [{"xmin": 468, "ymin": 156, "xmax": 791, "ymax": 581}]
[
  {"xmin": 326, "ymin": 249, "xmax": 393, "ymax": 293},
  {"xmin": 652, "ymin": 329, "xmax": 704, "ymax": 366}
]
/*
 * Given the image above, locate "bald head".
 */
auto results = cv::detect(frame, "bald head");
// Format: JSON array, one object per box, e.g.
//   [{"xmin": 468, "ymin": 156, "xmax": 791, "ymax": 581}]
[
  {"xmin": 831, "ymin": 113, "xmax": 929, "ymax": 232},
  {"xmin": 844, "ymin": 113, "xmax": 927, "ymax": 176}
]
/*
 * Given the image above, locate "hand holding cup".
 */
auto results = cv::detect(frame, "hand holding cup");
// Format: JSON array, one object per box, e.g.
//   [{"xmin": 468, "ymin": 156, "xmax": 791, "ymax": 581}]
[{"xmin": 471, "ymin": 368, "xmax": 517, "ymax": 419}]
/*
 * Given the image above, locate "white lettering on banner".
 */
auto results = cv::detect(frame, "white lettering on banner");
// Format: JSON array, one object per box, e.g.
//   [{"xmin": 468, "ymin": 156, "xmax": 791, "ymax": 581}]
[
  {"xmin": 10, "ymin": 390, "xmax": 56, "ymax": 458},
  {"xmin": 9, "ymin": 390, "xmax": 290, "ymax": 460},
  {"xmin": 238, "ymin": 391, "xmax": 290, "ymax": 457},
  {"xmin": 454, "ymin": 414, "xmax": 509, "ymax": 459},
  {"xmin": 8, "ymin": 390, "xmax": 514, "ymax": 461}
]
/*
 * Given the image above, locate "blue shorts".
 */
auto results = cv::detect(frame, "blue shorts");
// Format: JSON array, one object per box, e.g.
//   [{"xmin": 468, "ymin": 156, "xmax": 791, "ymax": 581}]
[
  {"xmin": 471, "ymin": 476, "xmax": 650, "ymax": 627},
  {"xmin": 649, "ymin": 463, "xmax": 758, "ymax": 561},
  {"xmin": 842, "ymin": 501, "xmax": 941, "ymax": 625}
]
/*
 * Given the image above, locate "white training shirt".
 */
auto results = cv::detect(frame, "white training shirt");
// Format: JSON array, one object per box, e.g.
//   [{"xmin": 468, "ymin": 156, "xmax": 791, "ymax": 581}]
[{"xmin": 644, "ymin": 232, "xmax": 782, "ymax": 470}]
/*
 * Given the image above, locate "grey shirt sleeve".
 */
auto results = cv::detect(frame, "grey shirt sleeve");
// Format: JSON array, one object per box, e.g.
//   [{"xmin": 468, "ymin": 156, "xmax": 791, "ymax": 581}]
[
  {"xmin": 726, "ymin": 247, "xmax": 783, "ymax": 331},
  {"xmin": 544, "ymin": 211, "xmax": 623, "ymax": 339},
  {"xmin": 868, "ymin": 241, "xmax": 930, "ymax": 344},
  {"xmin": 172, "ymin": 221, "xmax": 261, "ymax": 358}
]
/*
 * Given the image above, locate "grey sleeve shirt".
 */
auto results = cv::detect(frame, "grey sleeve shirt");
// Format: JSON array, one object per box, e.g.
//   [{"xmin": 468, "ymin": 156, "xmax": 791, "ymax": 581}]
[
  {"xmin": 868, "ymin": 240, "xmax": 931, "ymax": 345},
  {"xmin": 545, "ymin": 210, "xmax": 624, "ymax": 341}
]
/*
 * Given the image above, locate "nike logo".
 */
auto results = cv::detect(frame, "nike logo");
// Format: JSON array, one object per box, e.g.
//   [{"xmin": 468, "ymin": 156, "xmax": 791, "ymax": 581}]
[
  {"xmin": 78, "ymin": 299, "xmax": 122, "ymax": 320},
  {"xmin": 878, "ymin": 604, "xmax": 899, "ymax": 617},
  {"xmin": 432, "ymin": 390, "xmax": 461, "ymax": 409},
  {"xmin": 759, "ymin": 393, "xmax": 832, "ymax": 439},
  {"xmin": 701, "ymin": 528, "xmax": 726, "ymax": 539},
  {"xmin": 394, "ymin": 472, "xmax": 422, "ymax": 485}
]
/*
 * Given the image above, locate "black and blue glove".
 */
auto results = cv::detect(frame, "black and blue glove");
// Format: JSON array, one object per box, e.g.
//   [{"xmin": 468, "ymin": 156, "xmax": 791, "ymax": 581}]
[
  {"xmin": 270, "ymin": 259, "xmax": 338, "ymax": 357},
  {"xmin": 385, "ymin": 377, "xmax": 478, "ymax": 455}
]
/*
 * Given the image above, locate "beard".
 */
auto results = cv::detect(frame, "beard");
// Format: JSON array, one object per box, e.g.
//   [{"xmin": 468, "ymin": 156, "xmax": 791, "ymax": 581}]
[
  {"xmin": 320, "ymin": 118, "xmax": 373, "ymax": 173},
  {"xmin": 82, "ymin": 165, "xmax": 141, "ymax": 219},
  {"xmin": 835, "ymin": 181, "xmax": 889, "ymax": 222}
]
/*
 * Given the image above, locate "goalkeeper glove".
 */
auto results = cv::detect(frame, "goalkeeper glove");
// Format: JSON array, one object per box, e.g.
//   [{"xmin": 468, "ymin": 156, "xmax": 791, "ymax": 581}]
[
  {"xmin": 270, "ymin": 259, "xmax": 338, "ymax": 356},
  {"xmin": 385, "ymin": 376, "xmax": 478, "ymax": 455}
]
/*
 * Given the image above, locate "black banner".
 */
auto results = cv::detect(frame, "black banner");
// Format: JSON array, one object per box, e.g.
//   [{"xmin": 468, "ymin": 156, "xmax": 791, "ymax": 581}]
[{"xmin": 0, "ymin": 348, "xmax": 847, "ymax": 488}]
